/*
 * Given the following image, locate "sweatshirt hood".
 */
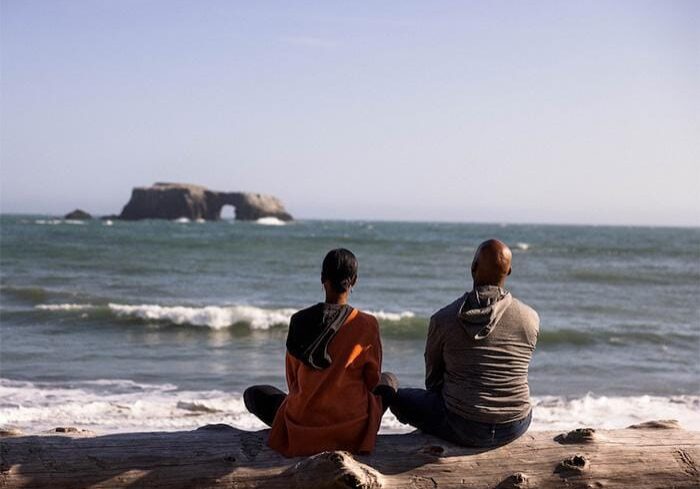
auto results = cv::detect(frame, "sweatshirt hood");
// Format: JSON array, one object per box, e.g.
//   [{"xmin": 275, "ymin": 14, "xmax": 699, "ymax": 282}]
[
  {"xmin": 457, "ymin": 286, "xmax": 513, "ymax": 340},
  {"xmin": 286, "ymin": 303, "xmax": 353, "ymax": 370}
]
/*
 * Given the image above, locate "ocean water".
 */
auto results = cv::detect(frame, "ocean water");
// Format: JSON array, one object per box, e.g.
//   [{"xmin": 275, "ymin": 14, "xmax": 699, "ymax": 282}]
[{"xmin": 1, "ymin": 215, "xmax": 698, "ymax": 434}]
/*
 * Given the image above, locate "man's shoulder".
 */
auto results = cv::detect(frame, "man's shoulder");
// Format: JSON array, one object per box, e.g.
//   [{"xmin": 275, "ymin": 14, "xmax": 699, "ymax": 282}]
[
  {"xmin": 509, "ymin": 297, "xmax": 540, "ymax": 332},
  {"xmin": 430, "ymin": 295, "xmax": 466, "ymax": 326},
  {"xmin": 510, "ymin": 297, "xmax": 539, "ymax": 318}
]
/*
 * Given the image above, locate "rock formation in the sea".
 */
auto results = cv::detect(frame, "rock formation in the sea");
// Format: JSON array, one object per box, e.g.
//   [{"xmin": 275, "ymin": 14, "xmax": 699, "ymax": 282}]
[
  {"xmin": 118, "ymin": 183, "xmax": 293, "ymax": 221},
  {"xmin": 64, "ymin": 209, "xmax": 92, "ymax": 220}
]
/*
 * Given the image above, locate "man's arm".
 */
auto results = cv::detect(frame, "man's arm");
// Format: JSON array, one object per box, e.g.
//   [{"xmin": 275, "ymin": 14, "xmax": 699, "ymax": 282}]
[{"xmin": 424, "ymin": 317, "xmax": 445, "ymax": 392}]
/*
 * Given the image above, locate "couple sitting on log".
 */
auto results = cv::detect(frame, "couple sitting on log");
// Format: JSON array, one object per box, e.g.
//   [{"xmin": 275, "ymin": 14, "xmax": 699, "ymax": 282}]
[{"xmin": 244, "ymin": 239, "xmax": 540, "ymax": 457}]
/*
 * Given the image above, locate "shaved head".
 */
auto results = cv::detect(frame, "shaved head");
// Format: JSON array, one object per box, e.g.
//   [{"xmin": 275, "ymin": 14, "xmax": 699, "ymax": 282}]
[{"xmin": 471, "ymin": 239, "xmax": 512, "ymax": 287}]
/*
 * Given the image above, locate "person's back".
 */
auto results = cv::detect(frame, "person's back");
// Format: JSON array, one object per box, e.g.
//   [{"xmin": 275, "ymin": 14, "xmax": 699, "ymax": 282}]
[
  {"xmin": 243, "ymin": 248, "xmax": 397, "ymax": 457},
  {"xmin": 269, "ymin": 306, "xmax": 383, "ymax": 456},
  {"xmin": 427, "ymin": 287, "xmax": 539, "ymax": 424},
  {"xmin": 390, "ymin": 239, "xmax": 539, "ymax": 447}
]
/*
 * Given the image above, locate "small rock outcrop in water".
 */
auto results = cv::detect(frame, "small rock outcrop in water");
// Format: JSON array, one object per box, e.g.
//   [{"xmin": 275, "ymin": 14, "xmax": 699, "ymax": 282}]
[
  {"xmin": 64, "ymin": 209, "xmax": 92, "ymax": 220},
  {"xmin": 118, "ymin": 183, "xmax": 293, "ymax": 221}
]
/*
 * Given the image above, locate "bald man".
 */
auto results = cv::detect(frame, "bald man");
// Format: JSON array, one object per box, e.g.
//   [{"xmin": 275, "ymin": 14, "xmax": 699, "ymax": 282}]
[{"xmin": 390, "ymin": 239, "xmax": 539, "ymax": 447}]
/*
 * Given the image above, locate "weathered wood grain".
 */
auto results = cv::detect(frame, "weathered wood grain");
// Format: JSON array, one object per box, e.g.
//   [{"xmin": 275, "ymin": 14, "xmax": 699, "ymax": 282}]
[{"xmin": 1, "ymin": 422, "xmax": 698, "ymax": 488}]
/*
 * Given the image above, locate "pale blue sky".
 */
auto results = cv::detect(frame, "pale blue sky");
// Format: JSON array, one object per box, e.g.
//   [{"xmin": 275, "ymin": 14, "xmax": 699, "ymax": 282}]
[{"xmin": 1, "ymin": 1, "xmax": 698, "ymax": 225}]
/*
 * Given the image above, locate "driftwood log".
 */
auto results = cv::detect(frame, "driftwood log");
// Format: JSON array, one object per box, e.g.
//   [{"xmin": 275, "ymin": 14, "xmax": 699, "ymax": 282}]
[{"xmin": 1, "ymin": 420, "xmax": 698, "ymax": 488}]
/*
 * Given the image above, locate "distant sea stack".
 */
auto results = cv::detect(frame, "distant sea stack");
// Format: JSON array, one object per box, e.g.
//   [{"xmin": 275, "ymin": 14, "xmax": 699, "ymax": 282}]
[
  {"xmin": 118, "ymin": 183, "xmax": 293, "ymax": 221},
  {"xmin": 64, "ymin": 209, "xmax": 92, "ymax": 220}
]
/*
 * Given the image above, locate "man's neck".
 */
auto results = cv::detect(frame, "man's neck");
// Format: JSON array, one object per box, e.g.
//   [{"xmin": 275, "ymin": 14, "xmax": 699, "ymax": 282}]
[{"xmin": 473, "ymin": 280, "xmax": 506, "ymax": 289}]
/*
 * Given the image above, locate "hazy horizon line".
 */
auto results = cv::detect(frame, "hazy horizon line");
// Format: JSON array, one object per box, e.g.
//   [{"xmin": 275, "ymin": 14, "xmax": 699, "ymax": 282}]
[{"xmin": 2, "ymin": 211, "xmax": 698, "ymax": 230}]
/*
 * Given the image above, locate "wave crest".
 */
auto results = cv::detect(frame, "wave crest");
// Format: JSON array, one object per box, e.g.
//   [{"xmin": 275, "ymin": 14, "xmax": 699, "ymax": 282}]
[
  {"xmin": 368, "ymin": 310, "xmax": 416, "ymax": 321},
  {"xmin": 108, "ymin": 303, "xmax": 297, "ymax": 330},
  {"xmin": 28, "ymin": 302, "xmax": 699, "ymax": 349},
  {"xmin": 36, "ymin": 303, "xmax": 95, "ymax": 311},
  {"xmin": 34, "ymin": 219, "xmax": 86, "ymax": 226},
  {"xmin": 31, "ymin": 302, "xmax": 418, "ymax": 331},
  {"xmin": 256, "ymin": 217, "xmax": 286, "ymax": 226}
]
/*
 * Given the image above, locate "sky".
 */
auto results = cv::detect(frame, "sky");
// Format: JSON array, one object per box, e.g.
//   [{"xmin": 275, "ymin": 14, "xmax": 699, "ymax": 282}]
[{"xmin": 1, "ymin": 0, "xmax": 698, "ymax": 226}]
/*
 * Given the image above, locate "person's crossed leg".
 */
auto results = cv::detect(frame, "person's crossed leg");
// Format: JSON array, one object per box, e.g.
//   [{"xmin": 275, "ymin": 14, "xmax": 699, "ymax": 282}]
[
  {"xmin": 243, "ymin": 385, "xmax": 286, "ymax": 427},
  {"xmin": 245, "ymin": 372, "xmax": 399, "ymax": 428},
  {"xmin": 390, "ymin": 388, "xmax": 533, "ymax": 448}
]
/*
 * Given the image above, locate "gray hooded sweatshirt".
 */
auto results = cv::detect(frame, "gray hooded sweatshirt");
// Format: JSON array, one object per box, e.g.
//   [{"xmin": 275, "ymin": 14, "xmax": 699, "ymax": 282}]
[{"xmin": 425, "ymin": 285, "xmax": 539, "ymax": 424}]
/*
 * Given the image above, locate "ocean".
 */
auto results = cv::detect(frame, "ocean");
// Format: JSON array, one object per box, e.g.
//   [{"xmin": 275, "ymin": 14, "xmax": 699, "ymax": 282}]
[{"xmin": 1, "ymin": 215, "xmax": 698, "ymax": 434}]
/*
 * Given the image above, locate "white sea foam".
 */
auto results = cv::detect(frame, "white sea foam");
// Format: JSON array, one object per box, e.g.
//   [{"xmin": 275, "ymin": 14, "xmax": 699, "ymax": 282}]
[
  {"xmin": 36, "ymin": 304, "xmax": 95, "ymax": 311},
  {"xmin": 0, "ymin": 377, "xmax": 414, "ymax": 434},
  {"xmin": 35, "ymin": 302, "xmax": 419, "ymax": 329},
  {"xmin": 103, "ymin": 220, "xmax": 114, "ymax": 226},
  {"xmin": 35, "ymin": 219, "xmax": 86, "ymax": 226},
  {"xmin": 108, "ymin": 303, "xmax": 297, "ymax": 330},
  {"xmin": 0, "ymin": 378, "xmax": 261, "ymax": 434},
  {"xmin": 368, "ymin": 310, "xmax": 416, "ymax": 321},
  {"xmin": 515, "ymin": 242, "xmax": 530, "ymax": 251},
  {"xmin": 256, "ymin": 217, "xmax": 286, "ymax": 226},
  {"xmin": 1, "ymin": 378, "xmax": 698, "ymax": 435},
  {"xmin": 530, "ymin": 393, "xmax": 700, "ymax": 431},
  {"xmin": 174, "ymin": 217, "xmax": 190, "ymax": 223}
]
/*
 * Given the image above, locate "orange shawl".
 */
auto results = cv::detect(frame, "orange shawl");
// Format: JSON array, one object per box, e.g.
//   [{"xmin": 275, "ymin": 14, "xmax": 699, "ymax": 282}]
[{"xmin": 268, "ymin": 309, "xmax": 383, "ymax": 457}]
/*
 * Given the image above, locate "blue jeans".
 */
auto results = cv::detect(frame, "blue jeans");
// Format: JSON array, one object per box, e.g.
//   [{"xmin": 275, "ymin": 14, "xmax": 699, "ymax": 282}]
[{"xmin": 390, "ymin": 388, "xmax": 532, "ymax": 447}]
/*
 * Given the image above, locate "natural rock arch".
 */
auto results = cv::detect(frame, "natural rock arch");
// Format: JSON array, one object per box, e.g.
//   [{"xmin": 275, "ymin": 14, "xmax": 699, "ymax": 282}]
[
  {"xmin": 219, "ymin": 204, "xmax": 237, "ymax": 220},
  {"xmin": 118, "ymin": 183, "xmax": 293, "ymax": 222}
]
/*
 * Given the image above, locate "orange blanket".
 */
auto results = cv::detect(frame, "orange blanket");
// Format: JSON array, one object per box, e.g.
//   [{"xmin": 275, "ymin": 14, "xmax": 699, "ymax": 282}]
[{"xmin": 268, "ymin": 308, "xmax": 383, "ymax": 457}]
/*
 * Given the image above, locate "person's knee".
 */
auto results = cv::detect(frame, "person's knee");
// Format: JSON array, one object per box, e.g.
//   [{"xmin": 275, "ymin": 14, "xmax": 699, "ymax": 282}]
[
  {"xmin": 390, "ymin": 388, "xmax": 443, "ymax": 427},
  {"xmin": 389, "ymin": 388, "xmax": 412, "ymax": 422},
  {"xmin": 379, "ymin": 371, "xmax": 399, "ymax": 391},
  {"xmin": 243, "ymin": 386, "xmax": 257, "ymax": 412}
]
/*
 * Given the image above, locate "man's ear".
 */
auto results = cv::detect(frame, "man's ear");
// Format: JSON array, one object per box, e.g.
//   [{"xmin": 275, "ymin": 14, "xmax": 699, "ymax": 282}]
[
  {"xmin": 351, "ymin": 274, "xmax": 358, "ymax": 287},
  {"xmin": 507, "ymin": 267, "xmax": 512, "ymax": 276}
]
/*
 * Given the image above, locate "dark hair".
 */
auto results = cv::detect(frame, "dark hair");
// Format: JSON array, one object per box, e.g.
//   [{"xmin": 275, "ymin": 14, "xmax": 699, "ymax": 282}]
[{"xmin": 321, "ymin": 248, "xmax": 358, "ymax": 293}]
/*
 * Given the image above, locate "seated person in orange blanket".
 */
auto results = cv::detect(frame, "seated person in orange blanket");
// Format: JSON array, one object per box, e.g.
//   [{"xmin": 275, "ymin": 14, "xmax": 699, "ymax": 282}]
[{"xmin": 244, "ymin": 248, "xmax": 397, "ymax": 457}]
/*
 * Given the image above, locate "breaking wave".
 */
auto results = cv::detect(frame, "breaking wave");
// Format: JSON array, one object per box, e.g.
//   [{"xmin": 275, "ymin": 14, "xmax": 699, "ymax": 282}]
[
  {"xmin": 1, "ymin": 378, "xmax": 697, "ymax": 435},
  {"xmin": 370, "ymin": 310, "xmax": 416, "ymax": 321},
  {"xmin": 530, "ymin": 393, "xmax": 700, "ymax": 431},
  {"xmin": 25, "ymin": 302, "xmax": 699, "ymax": 349},
  {"xmin": 31, "ymin": 302, "xmax": 418, "ymax": 331},
  {"xmin": 256, "ymin": 217, "xmax": 286, "ymax": 226},
  {"xmin": 34, "ymin": 219, "xmax": 86, "ymax": 225},
  {"xmin": 108, "ymin": 303, "xmax": 297, "ymax": 330},
  {"xmin": 36, "ymin": 303, "xmax": 96, "ymax": 311}
]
